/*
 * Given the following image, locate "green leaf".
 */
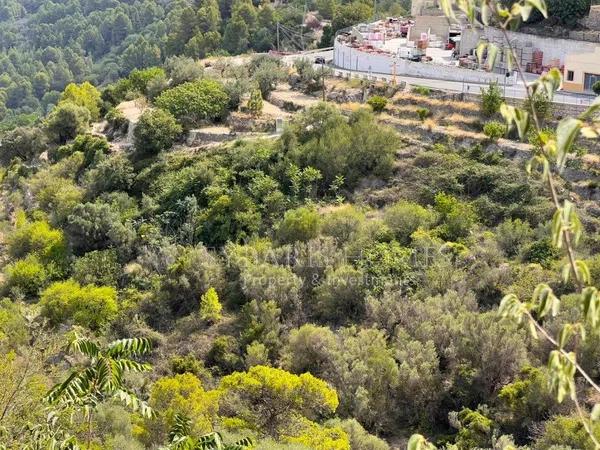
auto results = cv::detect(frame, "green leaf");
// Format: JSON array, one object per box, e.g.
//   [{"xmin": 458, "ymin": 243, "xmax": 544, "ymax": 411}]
[
  {"xmin": 532, "ymin": 283, "xmax": 560, "ymax": 318},
  {"xmin": 533, "ymin": 68, "xmax": 562, "ymax": 101},
  {"xmin": 547, "ymin": 350, "xmax": 576, "ymax": 403},
  {"xmin": 528, "ymin": 320, "xmax": 539, "ymax": 339},
  {"xmin": 476, "ymin": 42, "xmax": 488, "ymax": 65},
  {"xmin": 581, "ymin": 287, "xmax": 600, "ymax": 331},
  {"xmin": 556, "ymin": 118, "xmax": 582, "ymax": 171},
  {"xmin": 487, "ymin": 43, "xmax": 499, "ymax": 71},
  {"xmin": 501, "ymin": 104, "xmax": 530, "ymax": 140},
  {"xmin": 579, "ymin": 96, "xmax": 600, "ymax": 120},
  {"xmin": 591, "ymin": 404, "xmax": 600, "ymax": 421},
  {"xmin": 499, "ymin": 293, "xmax": 527, "ymax": 323},
  {"xmin": 106, "ymin": 337, "xmax": 152, "ymax": 357},
  {"xmin": 438, "ymin": 0, "xmax": 456, "ymax": 19},
  {"xmin": 67, "ymin": 335, "xmax": 100, "ymax": 359},
  {"xmin": 481, "ymin": 2, "xmax": 491, "ymax": 25},
  {"xmin": 519, "ymin": 3, "xmax": 533, "ymax": 21},
  {"xmin": 557, "ymin": 323, "xmax": 584, "ymax": 348},
  {"xmin": 457, "ymin": 0, "xmax": 476, "ymax": 23},
  {"xmin": 576, "ymin": 260, "xmax": 591, "ymax": 285},
  {"xmin": 504, "ymin": 47, "xmax": 514, "ymax": 71},
  {"xmin": 526, "ymin": 0, "xmax": 548, "ymax": 17},
  {"xmin": 407, "ymin": 434, "xmax": 437, "ymax": 450}
]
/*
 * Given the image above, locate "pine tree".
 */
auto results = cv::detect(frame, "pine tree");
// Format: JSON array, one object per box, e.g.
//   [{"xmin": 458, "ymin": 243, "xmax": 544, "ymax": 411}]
[{"xmin": 200, "ymin": 287, "xmax": 222, "ymax": 323}]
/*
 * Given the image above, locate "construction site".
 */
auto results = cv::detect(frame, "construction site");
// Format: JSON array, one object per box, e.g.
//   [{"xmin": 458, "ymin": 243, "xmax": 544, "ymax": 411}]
[
  {"xmin": 333, "ymin": 16, "xmax": 516, "ymax": 85},
  {"xmin": 333, "ymin": 9, "xmax": 600, "ymax": 93}
]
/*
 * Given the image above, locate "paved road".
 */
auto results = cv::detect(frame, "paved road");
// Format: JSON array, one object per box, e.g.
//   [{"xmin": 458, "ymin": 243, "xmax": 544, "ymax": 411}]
[{"xmin": 284, "ymin": 49, "xmax": 596, "ymax": 106}]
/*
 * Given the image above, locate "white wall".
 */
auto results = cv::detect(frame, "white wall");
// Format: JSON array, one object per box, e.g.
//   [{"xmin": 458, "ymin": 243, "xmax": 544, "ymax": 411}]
[{"xmin": 334, "ymin": 39, "xmax": 514, "ymax": 84}]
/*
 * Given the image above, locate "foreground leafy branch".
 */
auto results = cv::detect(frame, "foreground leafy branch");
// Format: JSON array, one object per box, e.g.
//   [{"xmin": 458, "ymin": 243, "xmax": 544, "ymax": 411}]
[
  {"xmin": 409, "ymin": 0, "xmax": 600, "ymax": 448},
  {"xmin": 163, "ymin": 413, "xmax": 253, "ymax": 450},
  {"xmin": 45, "ymin": 334, "xmax": 154, "ymax": 448}
]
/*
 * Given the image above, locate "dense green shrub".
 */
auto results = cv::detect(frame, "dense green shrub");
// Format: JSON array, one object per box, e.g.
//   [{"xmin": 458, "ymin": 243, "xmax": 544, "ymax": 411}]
[
  {"xmin": 8, "ymin": 217, "xmax": 68, "ymax": 269},
  {"xmin": 105, "ymin": 108, "xmax": 129, "ymax": 135},
  {"xmin": 285, "ymin": 104, "xmax": 397, "ymax": 190},
  {"xmin": 367, "ymin": 96, "xmax": 387, "ymax": 113},
  {"xmin": 72, "ymin": 249, "xmax": 121, "ymax": 287},
  {"xmin": 239, "ymin": 299, "xmax": 282, "ymax": 353},
  {"xmin": 60, "ymin": 81, "xmax": 102, "ymax": 121},
  {"xmin": 523, "ymin": 91, "xmax": 552, "ymax": 124},
  {"xmin": 480, "ymin": 82, "xmax": 503, "ymax": 117},
  {"xmin": 357, "ymin": 241, "xmax": 414, "ymax": 294},
  {"xmin": 247, "ymin": 89, "xmax": 263, "ymax": 115},
  {"xmin": 199, "ymin": 287, "xmax": 222, "ymax": 323},
  {"xmin": 252, "ymin": 56, "xmax": 287, "ymax": 98},
  {"xmin": 0, "ymin": 127, "xmax": 48, "ymax": 163},
  {"xmin": 433, "ymin": 192, "xmax": 477, "ymax": 242},
  {"xmin": 83, "ymin": 153, "xmax": 135, "ymax": 196},
  {"xmin": 165, "ymin": 56, "xmax": 204, "ymax": 86},
  {"xmin": 206, "ymin": 335, "xmax": 243, "ymax": 374},
  {"xmin": 133, "ymin": 109, "xmax": 182, "ymax": 157},
  {"xmin": 548, "ymin": 0, "xmax": 591, "ymax": 27},
  {"xmin": 199, "ymin": 187, "xmax": 261, "ymax": 246},
  {"xmin": 45, "ymin": 102, "xmax": 91, "ymax": 143},
  {"xmin": 412, "ymin": 86, "xmax": 431, "ymax": 96},
  {"xmin": 315, "ymin": 264, "xmax": 367, "ymax": 323},
  {"xmin": 128, "ymin": 67, "xmax": 166, "ymax": 94},
  {"xmin": 483, "ymin": 121, "xmax": 506, "ymax": 141},
  {"xmin": 155, "ymin": 79, "xmax": 229, "ymax": 127},
  {"xmin": 495, "ymin": 218, "xmax": 533, "ymax": 257},
  {"xmin": 3, "ymin": 255, "xmax": 48, "ymax": 298},
  {"xmin": 383, "ymin": 200, "xmax": 435, "ymax": 245},
  {"xmin": 416, "ymin": 107, "xmax": 431, "ymax": 121},
  {"xmin": 161, "ymin": 246, "xmax": 225, "ymax": 317},
  {"xmin": 49, "ymin": 134, "xmax": 110, "ymax": 166},
  {"xmin": 321, "ymin": 205, "xmax": 365, "ymax": 244},
  {"xmin": 523, "ymin": 239, "xmax": 560, "ymax": 267},
  {"xmin": 39, "ymin": 279, "xmax": 118, "ymax": 330},
  {"xmin": 65, "ymin": 201, "xmax": 136, "ymax": 255},
  {"xmin": 593, "ymin": 80, "xmax": 600, "ymax": 96},
  {"xmin": 277, "ymin": 206, "xmax": 321, "ymax": 244},
  {"xmin": 170, "ymin": 354, "xmax": 211, "ymax": 381}
]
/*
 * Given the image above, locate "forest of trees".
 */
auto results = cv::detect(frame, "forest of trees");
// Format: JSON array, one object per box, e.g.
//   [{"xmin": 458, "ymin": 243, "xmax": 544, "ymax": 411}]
[{"xmin": 0, "ymin": 0, "xmax": 414, "ymax": 132}]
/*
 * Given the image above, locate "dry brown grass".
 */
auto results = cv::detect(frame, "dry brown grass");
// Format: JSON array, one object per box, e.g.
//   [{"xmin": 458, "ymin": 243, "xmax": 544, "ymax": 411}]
[
  {"xmin": 423, "ymin": 118, "xmax": 437, "ymax": 131},
  {"xmin": 440, "ymin": 113, "xmax": 480, "ymax": 127},
  {"xmin": 339, "ymin": 102, "xmax": 367, "ymax": 112},
  {"xmin": 392, "ymin": 91, "xmax": 479, "ymax": 114}
]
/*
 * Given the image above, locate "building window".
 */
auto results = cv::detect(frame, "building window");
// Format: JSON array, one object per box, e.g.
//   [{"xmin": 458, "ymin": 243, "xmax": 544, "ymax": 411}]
[
  {"xmin": 584, "ymin": 73, "xmax": 600, "ymax": 91},
  {"xmin": 567, "ymin": 70, "xmax": 574, "ymax": 81}
]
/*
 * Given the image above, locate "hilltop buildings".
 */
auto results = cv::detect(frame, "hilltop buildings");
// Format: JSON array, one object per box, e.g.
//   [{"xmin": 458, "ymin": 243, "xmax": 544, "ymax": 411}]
[{"xmin": 333, "ymin": 8, "xmax": 600, "ymax": 94}]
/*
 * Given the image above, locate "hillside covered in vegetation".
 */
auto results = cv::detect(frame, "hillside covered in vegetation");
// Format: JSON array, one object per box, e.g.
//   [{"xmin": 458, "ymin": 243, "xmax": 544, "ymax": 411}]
[
  {"xmin": 1, "ymin": 51, "xmax": 600, "ymax": 449},
  {"xmin": 2, "ymin": 0, "xmax": 600, "ymax": 446}
]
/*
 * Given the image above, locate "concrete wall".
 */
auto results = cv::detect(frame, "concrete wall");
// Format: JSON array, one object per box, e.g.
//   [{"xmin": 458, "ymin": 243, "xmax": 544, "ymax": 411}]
[
  {"xmin": 460, "ymin": 26, "xmax": 600, "ymax": 67},
  {"xmin": 334, "ymin": 40, "xmax": 515, "ymax": 84}
]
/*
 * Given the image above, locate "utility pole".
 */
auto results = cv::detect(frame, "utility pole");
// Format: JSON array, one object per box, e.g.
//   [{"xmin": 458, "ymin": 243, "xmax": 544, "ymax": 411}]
[{"xmin": 276, "ymin": 22, "xmax": 280, "ymax": 52}]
